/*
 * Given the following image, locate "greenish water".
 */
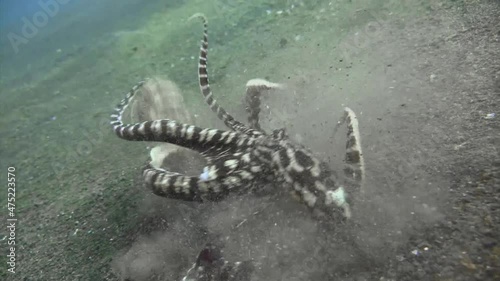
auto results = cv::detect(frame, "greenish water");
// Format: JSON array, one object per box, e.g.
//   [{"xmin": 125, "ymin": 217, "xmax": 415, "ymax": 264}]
[{"xmin": 0, "ymin": 0, "xmax": 477, "ymax": 280}]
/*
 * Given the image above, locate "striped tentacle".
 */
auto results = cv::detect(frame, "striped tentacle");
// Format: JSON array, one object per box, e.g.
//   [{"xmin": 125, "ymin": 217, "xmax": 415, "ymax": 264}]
[
  {"xmin": 141, "ymin": 136, "xmax": 263, "ymax": 203},
  {"xmin": 342, "ymin": 107, "xmax": 365, "ymax": 194},
  {"xmin": 245, "ymin": 85, "xmax": 262, "ymax": 131},
  {"xmin": 110, "ymin": 80, "xmax": 261, "ymax": 202},
  {"xmin": 142, "ymin": 164, "xmax": 256, "ymax": 202},
  {"xmin": 110, "ymin": 80, "xmax": 145, "ymax": 127},
  {"xmin": 142, "ymin": 145, "xmax": 261, "ymax": 202},
  {"xmin": 189, "ymin": 13, "xmax": 263, "ymax": 138},
  {"xmin": 244, "ymin": 79, "xmax": 284, "ymax": 131},
  {"xmin": 110, "ymin": 81, "xmax": 255, "ymax": 153}
]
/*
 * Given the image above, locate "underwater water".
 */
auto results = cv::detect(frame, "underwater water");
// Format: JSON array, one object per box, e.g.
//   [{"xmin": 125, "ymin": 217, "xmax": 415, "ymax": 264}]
[{"xmin": 0, "ymin": 0, "xmax": 499, "ymax": 280}]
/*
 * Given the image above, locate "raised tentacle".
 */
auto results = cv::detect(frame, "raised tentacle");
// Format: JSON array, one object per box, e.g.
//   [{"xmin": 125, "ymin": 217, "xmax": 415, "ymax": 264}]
[
  {"xmin": 340, "ymin": 107, "xmax": 366, "ymax": 194},
  {"xmin": 244, "ymin": 79, "xmax": 284, "ymax": 131},
  {"xmin": 189, "ymin": 13, "xmax": 264, "ymax": 138}
]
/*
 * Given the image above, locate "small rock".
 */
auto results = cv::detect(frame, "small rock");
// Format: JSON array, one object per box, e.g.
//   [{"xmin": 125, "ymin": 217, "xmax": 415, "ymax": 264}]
[
  {"xmin": 482, "ymin": 237, "xmax": 497, "ymax": 249},
  {"xmin": 484, "ymin": 113, "xmax": 495, "ymax": 120},
  {"xmin": 430, "ymin": 73, "xmax": 437, "ymax": 82},
  {"xmin": 279, "ymin": 38, "xmax": 288, "ymax": 48}
]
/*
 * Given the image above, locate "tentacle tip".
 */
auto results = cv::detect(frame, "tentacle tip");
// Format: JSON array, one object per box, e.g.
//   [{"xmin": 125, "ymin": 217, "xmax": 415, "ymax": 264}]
[
  {"xmin": 344, "ymin": 106, "xmax": 356, "ymax": 115},
  {"xmin": 246, "ymin": 78, "xmax": 285, "ymax": 90},
  {"xmin": 188, "ymin": 13, "xmax": 206, "ymax": 22}
]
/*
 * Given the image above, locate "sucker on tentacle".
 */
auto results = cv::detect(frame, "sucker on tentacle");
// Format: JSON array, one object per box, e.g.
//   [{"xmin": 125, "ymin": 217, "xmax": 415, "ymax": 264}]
[{"xmin": 110, "ymin": 13, "xmax": 366, "ymax": 222}]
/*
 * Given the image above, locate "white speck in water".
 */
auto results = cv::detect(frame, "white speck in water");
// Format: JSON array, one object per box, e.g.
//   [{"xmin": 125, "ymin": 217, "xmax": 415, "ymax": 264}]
[{"xmin": 276, "ymin": 10, "xmax": 283, "ymax": 15}]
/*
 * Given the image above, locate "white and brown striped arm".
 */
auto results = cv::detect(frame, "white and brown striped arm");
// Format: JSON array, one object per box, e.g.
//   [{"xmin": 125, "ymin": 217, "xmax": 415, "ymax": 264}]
[
  {"xmin": 333, "ymin": 107, "xmax": 366, "ymax": 194},
  {"xmin": 110, "ymin": 81, "xmax": 254, "ymax": 152},
  {"xmin": 189, "ymin": 13, "xmax": 264, "ymax": 138},
  {"xmin": 244, "ymin": 79, "xmax": 284, "ymax": 131},
  {"xmin": 110, "ymin": 82, "xmax": 260, "ymax": 202}
]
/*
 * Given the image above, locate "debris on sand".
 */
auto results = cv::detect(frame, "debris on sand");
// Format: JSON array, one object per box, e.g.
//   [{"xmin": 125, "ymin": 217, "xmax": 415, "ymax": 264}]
[
  {"xmin": 430, "ymin": 73, "xmax": 437, "ymax": 82},
  {"xmin": 484, "ymin": 113, "xmax": 495, "ymax": 120}
]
